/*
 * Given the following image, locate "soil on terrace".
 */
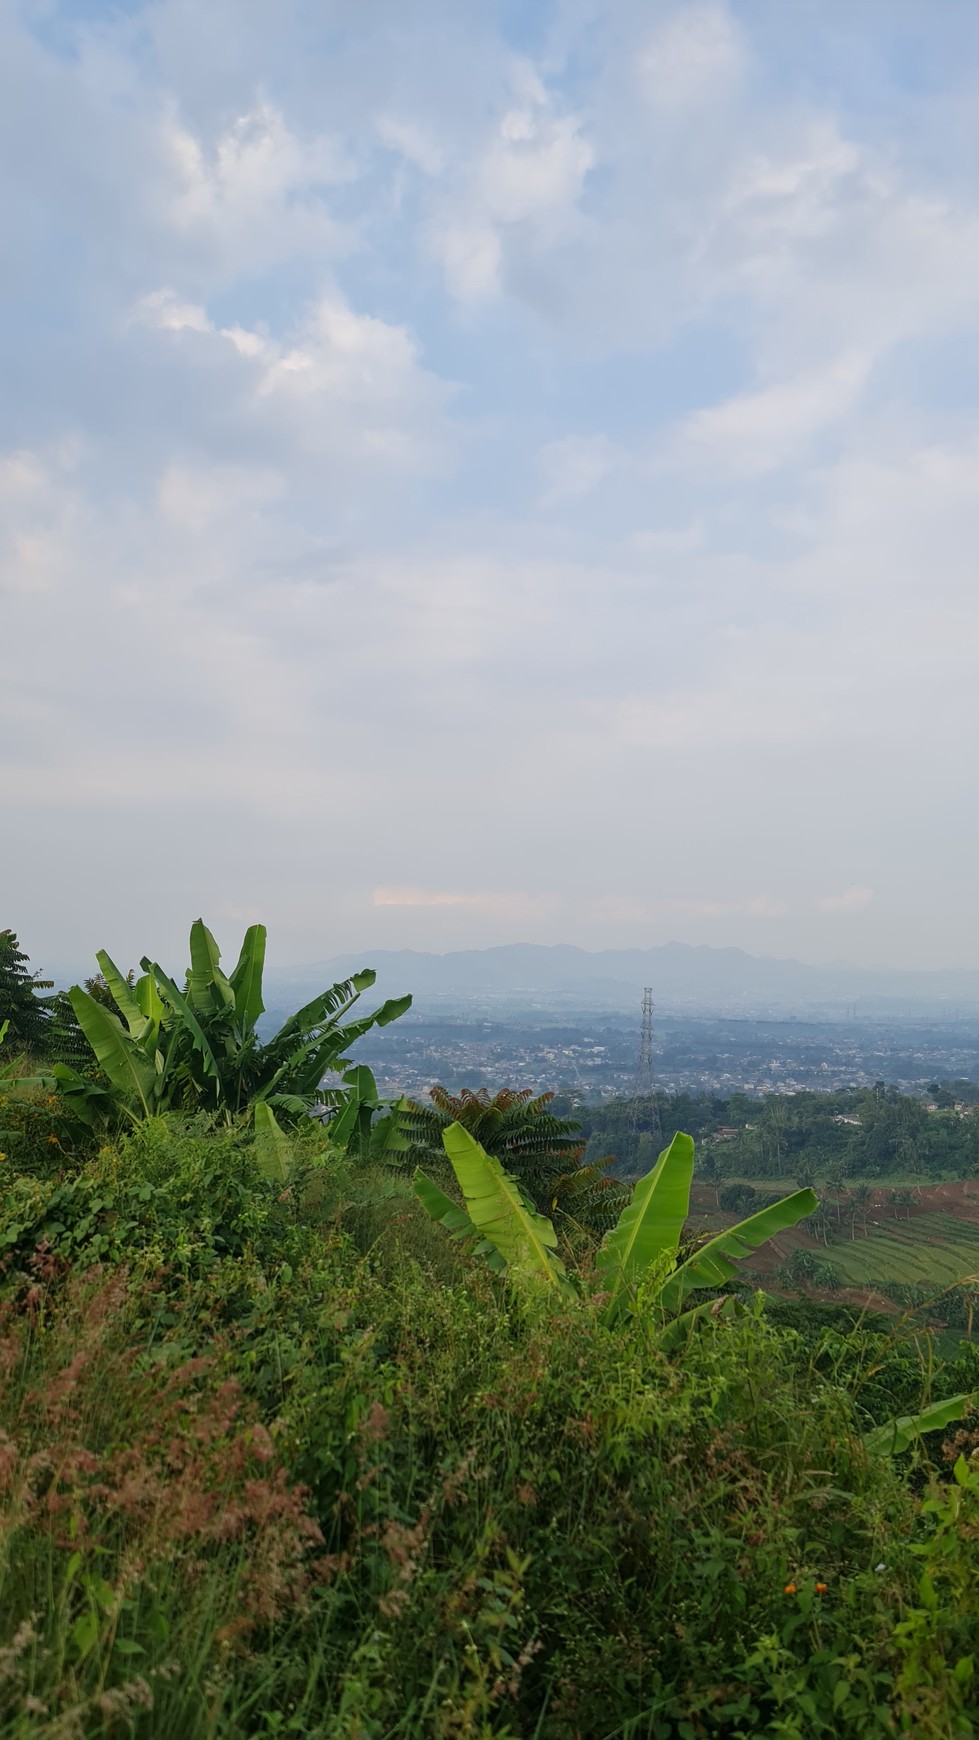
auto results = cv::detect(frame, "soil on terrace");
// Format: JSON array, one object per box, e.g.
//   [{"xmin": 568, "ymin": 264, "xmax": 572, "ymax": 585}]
[{"xmin": 687, "ymin": 1177, "xmax": 979, "ymax": 1315}]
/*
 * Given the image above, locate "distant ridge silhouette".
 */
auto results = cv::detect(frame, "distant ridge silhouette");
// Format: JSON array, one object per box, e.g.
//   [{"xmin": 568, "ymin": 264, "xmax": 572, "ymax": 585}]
[{"xmin": 270, "ymin": 942, "xmax": 979, "ymax": 1013}]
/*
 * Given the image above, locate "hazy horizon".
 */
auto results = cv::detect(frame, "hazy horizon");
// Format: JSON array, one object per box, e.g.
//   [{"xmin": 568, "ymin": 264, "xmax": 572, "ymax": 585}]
[{"xmin": 4, "ymin": 1, "xmax": 978, "ymax": 972}]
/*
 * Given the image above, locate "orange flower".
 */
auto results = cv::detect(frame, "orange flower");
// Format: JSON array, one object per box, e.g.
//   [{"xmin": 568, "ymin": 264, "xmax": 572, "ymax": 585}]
[
  {"xmin": 815, "ymin": 1582, "xmax": 828, "ymax": 1594},
  {"xmin": 784, "ymin": 1583, "xmax": 797, "ymax": 1595}
]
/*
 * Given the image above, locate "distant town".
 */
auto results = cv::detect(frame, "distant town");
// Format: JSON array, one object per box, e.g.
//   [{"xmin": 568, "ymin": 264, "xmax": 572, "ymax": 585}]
[{"xmin": 312, "ymin": 1007, "xmax": 979, "ymax": 1103}]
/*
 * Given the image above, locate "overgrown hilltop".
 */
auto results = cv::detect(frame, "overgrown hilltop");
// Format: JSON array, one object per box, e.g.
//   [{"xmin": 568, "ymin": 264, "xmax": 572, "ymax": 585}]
[{"xmin": 2, "ymin": 919, "xmax": 979, "ymax": 1737}]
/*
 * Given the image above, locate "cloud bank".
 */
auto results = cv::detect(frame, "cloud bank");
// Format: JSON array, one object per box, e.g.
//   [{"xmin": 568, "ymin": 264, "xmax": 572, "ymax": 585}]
[{"xmin": 2, "ymin": 0, "xmax": 978, "ymax": 973}]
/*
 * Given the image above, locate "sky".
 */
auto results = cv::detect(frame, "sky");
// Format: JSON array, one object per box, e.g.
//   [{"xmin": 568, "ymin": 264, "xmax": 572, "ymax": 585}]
[{"xmin": 2, "ymin": 0, "xmax": 979, "ymax": 976}]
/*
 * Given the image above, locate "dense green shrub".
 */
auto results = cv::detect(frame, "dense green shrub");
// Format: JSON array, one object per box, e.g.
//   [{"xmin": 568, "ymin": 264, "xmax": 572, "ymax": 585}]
[{"xmin": 0, "ymin": 1117, "xmax": 978, "ymax": 1737}]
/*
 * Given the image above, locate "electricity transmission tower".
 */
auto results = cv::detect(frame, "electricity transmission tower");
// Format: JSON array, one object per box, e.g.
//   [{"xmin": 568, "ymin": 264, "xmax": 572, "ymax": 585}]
[{"xmin": 630, "ymin": 987, "xmax": 662, "ymax": 1146}]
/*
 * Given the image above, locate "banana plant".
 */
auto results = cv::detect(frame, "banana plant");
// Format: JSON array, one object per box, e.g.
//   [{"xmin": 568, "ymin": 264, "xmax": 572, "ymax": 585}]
[
  {"xmin": 416, "ymin": 1123, "xmax": 573, "ymax": 1293},
  {"xmin": 50, "ymin": 919, "xmax": 411, "ymax": 1129},
  {"xmin": 325, "ymin": 1063, "xmax": 412, "ymax": 1166},
  {"xmin": 863, "ymin": 1392, "xmax": 977, "ymax": 1457},
  {"xmin": 415, "ymin": 1127, "xmax": 816, "ymax": 1330}
]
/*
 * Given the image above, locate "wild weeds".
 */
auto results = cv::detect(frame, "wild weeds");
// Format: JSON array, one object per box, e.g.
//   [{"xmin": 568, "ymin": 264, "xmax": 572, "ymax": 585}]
[{"xmin": 0, "ymin": 1117, "xmax": 977, "ymax": 1736}]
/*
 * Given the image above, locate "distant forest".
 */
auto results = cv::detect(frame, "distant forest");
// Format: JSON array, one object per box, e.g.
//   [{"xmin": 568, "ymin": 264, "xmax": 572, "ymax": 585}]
[{"xmin": 567, "ymin": 1081, "xmax": 979, "ymax": 1183}]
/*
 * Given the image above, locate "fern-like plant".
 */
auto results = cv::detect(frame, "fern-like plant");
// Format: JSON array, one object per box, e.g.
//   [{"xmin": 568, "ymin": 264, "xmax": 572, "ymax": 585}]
[{"xmin": 394, "ymin": 1086, "xmax": 584, "ymax": 1207}]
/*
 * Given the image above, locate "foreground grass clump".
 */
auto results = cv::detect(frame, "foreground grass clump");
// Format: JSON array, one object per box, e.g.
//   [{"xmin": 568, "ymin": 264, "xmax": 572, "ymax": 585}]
[{"xmin": 0, "ymin": 1118, "xmax": 978, "ymax": 1737}]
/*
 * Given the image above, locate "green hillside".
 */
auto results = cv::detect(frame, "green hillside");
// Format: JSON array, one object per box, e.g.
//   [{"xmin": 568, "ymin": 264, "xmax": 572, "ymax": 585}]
[{"xmin": 3, "ymin": 927, "xmax": 979, "ymax": 1737}]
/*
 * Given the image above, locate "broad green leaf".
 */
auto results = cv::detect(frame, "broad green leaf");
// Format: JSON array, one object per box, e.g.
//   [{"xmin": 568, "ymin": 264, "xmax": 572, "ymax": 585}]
[
  {"xmin": 135, "ymin": 971, "xmax": 164, "ymax": 1038},
  {"xmin": 264, "ymin": 1092, "xmax": 310, "ymax": 1120},
  {"xmin": 188, "ymin": 920, "xmax": 234, "ymax": 1014},
  {"xmin": 596, "ymin": 1133, "xmax": 694, "ymax": 1323},
  {"xmin": 372, "ymin": 994, "xmax": 412, "ymax": 1027},
  {"xmin": 67, "ymin": 987, "xmax": 156, "ymax": 1117},
  {"xmin": 95, "ymin": 951, "xmax": 144, "ymax": 1036},
  {"xmin": 658, "ymin": 1187, "xmax": 818, "ymax": 1312},
  {"xmin": 141, "ymin": 960, "xmax": 220, "ymax": 1081},
  {"xmin": 228, "ymin": 924, "xmax": 267, "ymax": 1027},
  {"xmin": 343, "ymin": 1062, "xmax": 380, "ymax": 1103},
  {"xmin": 442, "ymin": 1122, "xmax": 570, "ymax": 1292},
  {"xmin": 863, "ymin": 1392, "xmax": 976, "ymax": 1457},
  {"xmin": 267, "ymin": 974, "xmax": 373, "ymax": 1056},
  {"xmin": 656, "ymin": 1294, "xmax": 743, "ymax": 1355},
  {"xmin": 413, "ymin": 1168, "xmax": 506, "ymax": 1271},
  {"xmin": 253, "ymin": 1100, "xmax": 293, "ymax": 1184},
  {"xmin": 50, "ymin": 1063, "xmax": 118, "ymax": 1127},
  {"xmin": 414, "ymin": 1169, "xmax": 481, "ymax": 1240}
]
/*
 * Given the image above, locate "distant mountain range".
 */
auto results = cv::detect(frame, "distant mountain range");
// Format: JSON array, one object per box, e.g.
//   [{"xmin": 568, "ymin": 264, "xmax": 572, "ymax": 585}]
[{"xmin": 269, "ymin": 943, "xmax": 979, "ymax": 1017}]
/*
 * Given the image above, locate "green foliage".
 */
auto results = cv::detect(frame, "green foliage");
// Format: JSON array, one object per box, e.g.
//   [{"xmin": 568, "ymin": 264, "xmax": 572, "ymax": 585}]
[
  {"xmin": 4, "ymin": 1028, "xmax": 979, "ymax": 1734},
  {"xmin": 396, "ymin": 1085, "xmax": 584, "ymax": 1205},
  {"xmin": 659, "ymin": 1185, "xmax": 818, "ymax": 1312},
  {"xmin": 596, "ymin": 1130, "xmax": 697, "ymax": 1323},
  {"xmin": 417, "ymin": 1126, "xmax": 817, "ymax": 1344},
  {"xmin": 582, "ymin": 1084, "xmax": 979, "ymax": 1185},
  {"xmin": 864, "ymin": 1393, "xmax": 977, "ymax": 1457},
  {"xmin": 435, "ymin": 1121, "xmax": 572, "ymax": 1292},
  {"xmin": 0, "ymin": 928, "xmax": 54, "ymax": 1054},
  {"xmin": 50, "ymin": 918, "xmax": 411, "ymax": 1132}
]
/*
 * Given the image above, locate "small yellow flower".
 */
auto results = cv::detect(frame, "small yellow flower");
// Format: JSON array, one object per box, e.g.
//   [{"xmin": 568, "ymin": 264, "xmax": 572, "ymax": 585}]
[
  {"xmin": 784, "ymin": 1583, "xmax": 797, "ymax": 1595},
  {"xmin": 48, "ymin": 1134, "xmax": 59, "ymax": 1145}
]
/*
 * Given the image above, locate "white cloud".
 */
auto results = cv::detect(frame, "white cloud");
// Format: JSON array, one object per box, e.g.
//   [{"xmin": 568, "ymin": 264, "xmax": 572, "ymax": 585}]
[
  {"xmin": 636, "ymin": 3, "xmax": 745, "ymax": 112},
  {"xmin": 134, "ymin": 285, "xmax": 454, "ymax": 475},
  {"xmin": 7, "ymin": 0, "xmax": 979, "ymax": 970},
  {"xmin": 375, "ymin": 115, "xmax": 444, "ymax": 176},
  {"xmin": 430, "ymin": 64, "xmax": 593, "ymax": 300},
  {"xmin": 817, "ymin": 888, "xmax": 875, "ymax": 913},
  {"xmin": 674, "ymin": 351, "xmax": 871, "ymax": 475},
  {"xmin": 538, "ymin": 433, "xmax": 616, "ymax": 504},
  {"xmin": 372, "ymin": 888, "xmax": 558, "ymax": 919},
  {"xmin": 162, "ymin": 100, "xmax": 352, "ymax": 276}
]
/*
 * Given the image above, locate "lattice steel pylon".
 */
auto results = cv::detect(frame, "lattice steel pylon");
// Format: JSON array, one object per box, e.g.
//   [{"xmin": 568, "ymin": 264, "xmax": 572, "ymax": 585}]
[{"xmin": 629, "ymin": 987, "xmax": 662, "ymax": 1145}]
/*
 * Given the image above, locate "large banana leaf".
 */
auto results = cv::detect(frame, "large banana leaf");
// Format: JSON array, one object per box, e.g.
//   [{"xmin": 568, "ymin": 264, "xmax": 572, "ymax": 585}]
[
  {"xmin": 595, "ymin": 1133, "xmax": 694, "ymax": 1324},
  {"xmin": 50, "ymin": 1062, "xmax": 120, "ymax": 1126},
  {"xmin": 864, "ymin": 1393, "xmax": 976, "ymax": 1457},
  {"xmin": 374, "ymin": 1097, "xmax": 413, "ymax": 1164},
  {"xmin": 136, "ymin": 971, "xmax": 164, "ymax": 1035},
  {"xmin": 413, "ymin": 1168, "xmax": 507, "ymax": 1271},
  {"xmin": 253, "ymin": 1100, "xmax": 293, "ymax": 1184},
  {"xmin": 188, "ymin": 920, "xmax": 234, "ymax": 1015},
  {"xmin": 656, "ymin": 1294, "xmax": 744, "ymax": 1355},
  {"xmin": 229, "ymin": 924, "xmax": 267, "ymax": 1027},
  {"xmin": 67, "ymin": 987, "xmax": 157, "ymax": 1117},
  {"xmin": 141, "ymin": 960, "xmax": 220, "ymax": 1083},
  {"xmin": 442, "ymin": 1122, "xmax": 570, "ymax": 1292},
  {"xmin": 319, "ymin": 997, "xmax": 414, "ymax": 1063},
  {"xmin": 95, "ymin": 950, "xmax": 144, "ymax": 1037},
  {"xmin": 658, "ymin": 1187, "xmax": 818, "ymax": 1312},
  {"xmin": 328, "ymin": 1063, "xmax": 380, "ymax": 1152},
  {"xmin": 260, "ymin": 997, "xmax": 414, "ymax": 1103},
  {"xmin": 263, "ymin": 972, "xmax": 375, "ymax": 1060}
]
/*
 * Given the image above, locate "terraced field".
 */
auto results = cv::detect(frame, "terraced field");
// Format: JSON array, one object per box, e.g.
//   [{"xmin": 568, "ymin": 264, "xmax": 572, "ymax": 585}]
[{"xmin": 828, "ymin": 1213, "xmax": 979, "ymax": 1288}]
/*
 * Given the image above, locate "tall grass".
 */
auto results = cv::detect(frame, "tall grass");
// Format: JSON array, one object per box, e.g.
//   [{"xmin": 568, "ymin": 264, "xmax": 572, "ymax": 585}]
[{"xmin": 0, "ymin": 1117, "xmax": 977, "ymax": 1736}]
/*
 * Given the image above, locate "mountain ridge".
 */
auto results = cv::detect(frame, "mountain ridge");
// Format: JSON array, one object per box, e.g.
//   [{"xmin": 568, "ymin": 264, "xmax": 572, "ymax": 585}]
[{"xmin": 269, "ymin": 941, "xmax": 979, "ymax": 1011}]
